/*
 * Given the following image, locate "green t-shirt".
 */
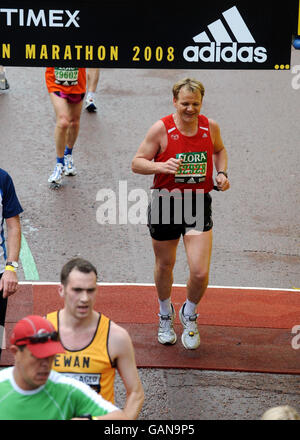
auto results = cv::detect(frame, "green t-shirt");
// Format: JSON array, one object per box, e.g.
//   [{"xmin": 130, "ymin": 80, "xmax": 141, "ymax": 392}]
[{"xmin": 0, "ymin": 367, "xmax": 118, "ymax": 420}]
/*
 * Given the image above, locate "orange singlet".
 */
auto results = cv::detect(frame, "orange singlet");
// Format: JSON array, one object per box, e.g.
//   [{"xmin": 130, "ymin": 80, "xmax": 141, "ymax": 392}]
[
  {"xmin": 47, "ymin": 311, "xmax": 116, "ymax": 403},
  {"xmin": 45, "ymin": 67, "xmax": 86, "ymax": 94}
]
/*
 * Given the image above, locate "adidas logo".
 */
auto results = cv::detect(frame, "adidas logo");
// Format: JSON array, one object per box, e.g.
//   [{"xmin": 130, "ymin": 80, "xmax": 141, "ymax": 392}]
[
  {"xmin": 193, "ymin": 6, "xmax": 255, "ymax": 44},
  {"xmin": 183, "ymin": 6, "xmax": 267, "ymax": 64}
]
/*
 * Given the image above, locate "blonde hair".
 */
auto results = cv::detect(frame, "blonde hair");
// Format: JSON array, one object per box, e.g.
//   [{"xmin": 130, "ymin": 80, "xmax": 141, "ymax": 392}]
[
  {"xmin": 261, "ymin": 405, "xmax": 300, "ymax": 420},
  {"xmin": 172, "ymin": 78, "xmax": 205, "ymax": 100}
]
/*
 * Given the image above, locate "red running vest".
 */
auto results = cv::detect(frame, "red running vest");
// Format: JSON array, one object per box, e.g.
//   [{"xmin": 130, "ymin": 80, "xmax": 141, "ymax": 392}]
[{"xmin": 152, "ymin": 114, "xmax": 214, "ymax": 193}]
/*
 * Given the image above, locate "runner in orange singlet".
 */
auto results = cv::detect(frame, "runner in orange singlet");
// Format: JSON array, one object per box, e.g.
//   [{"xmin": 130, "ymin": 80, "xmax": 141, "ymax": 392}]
[
  {"xmin": 45, "ymin": 67, "xmax": 86, "ymax": 187},
  {"xmin": 47, "ymin": 258, "xmax": 144, "ymax": 420}
]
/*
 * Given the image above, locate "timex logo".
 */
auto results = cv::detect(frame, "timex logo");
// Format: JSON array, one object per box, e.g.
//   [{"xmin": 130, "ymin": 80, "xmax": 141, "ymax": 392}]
[{"xmin": 0, "ymin": 8, "xmax": 80, "ymax": 27}]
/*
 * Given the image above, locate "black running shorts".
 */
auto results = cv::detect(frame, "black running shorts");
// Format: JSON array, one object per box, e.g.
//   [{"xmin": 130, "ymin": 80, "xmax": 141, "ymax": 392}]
[{"xmin": 147, "ymin": 190, "xmax": 213, "ymax": 241}]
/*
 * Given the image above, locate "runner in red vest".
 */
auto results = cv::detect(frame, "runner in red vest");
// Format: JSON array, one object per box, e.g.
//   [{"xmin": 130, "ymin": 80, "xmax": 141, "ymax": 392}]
[{"xmin": 132, "ymin": 78, "xmax": 230, "ymax": 350}]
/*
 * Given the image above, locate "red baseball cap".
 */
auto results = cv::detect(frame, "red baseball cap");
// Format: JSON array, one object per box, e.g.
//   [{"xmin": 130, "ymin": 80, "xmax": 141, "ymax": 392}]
[{"xmin": 10, "ymin": 315, "xmax": 65, "ymax": 359}]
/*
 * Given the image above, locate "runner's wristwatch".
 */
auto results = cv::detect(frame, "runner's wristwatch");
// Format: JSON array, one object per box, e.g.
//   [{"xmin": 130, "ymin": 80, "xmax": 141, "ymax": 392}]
[
  {"xmin": 217, "ymin": 171, "xmax": 228, "ymax": 178},
  {"xmin": 6, "ymin": 261, "xmax": 19, "ymax": 270},
  {"xmin": 80, "ymin": 414, "xmax": 98, "ymax": 420}
]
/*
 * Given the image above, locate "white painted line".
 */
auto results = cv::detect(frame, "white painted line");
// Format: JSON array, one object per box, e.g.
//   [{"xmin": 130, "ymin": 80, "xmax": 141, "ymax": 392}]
[
  {"xmin": 18, "ymin": 282, "xmax": 299, "ymax": 292},
  {"xmin": 208, "ymin": 285, "xmax": 299, "ymax": 292},
  {"xmin": 20, "ymin": 281, "xmax": 59, "ymax": 285}
]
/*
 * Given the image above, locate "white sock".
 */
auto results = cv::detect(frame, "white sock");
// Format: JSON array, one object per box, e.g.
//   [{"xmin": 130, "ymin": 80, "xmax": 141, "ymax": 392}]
[
  {"xmin": 159, "ymin": 298, "xmax": 172, "ymax": 316},
  {"xmin": 183, "ymin": 299, "xmax": 197, "ymax": 316},
  {"xmin": 87, "ymin": 91, "xmax": 95, "ymax": 99}
]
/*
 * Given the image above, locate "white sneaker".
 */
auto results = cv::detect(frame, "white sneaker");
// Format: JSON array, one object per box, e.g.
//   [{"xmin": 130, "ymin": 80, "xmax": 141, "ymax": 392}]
[
  {"xmin": 158, "ymin": 304, "xmax": 177, "ymax": 345},
  {"xmin": 85, "ymin": 96, "xmax": 97, "ymax": 112},
  {"xmin": 179, "ymin": 303, "xmax": 200, "ymax": 350},
  {"xmin": 64, "ymin": 154, "xmax": 77, "ymax": 176},
  {"xmin": 0, "ymin": 72, "xmax": 9, "ymax": 92},
  {"xmin": 48, "ymin": 163, "xmax": 64, "ymax": 184}
]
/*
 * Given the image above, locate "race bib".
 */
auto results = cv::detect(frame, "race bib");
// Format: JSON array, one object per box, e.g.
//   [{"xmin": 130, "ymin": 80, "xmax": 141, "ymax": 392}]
[
  {"xmin": 175, "ymin": 152, "xmax": 207, "ymax": 184},
  {"xmin": 62, "ymin": 372, "xmax": 101, "ymax": 393},
  {"xmin": 54, "ymin": 67, "xmax": 79, "ymax": 86}
]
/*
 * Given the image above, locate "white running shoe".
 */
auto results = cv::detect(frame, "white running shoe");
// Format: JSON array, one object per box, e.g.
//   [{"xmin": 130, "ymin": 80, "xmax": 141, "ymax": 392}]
[
  {"xmin": 0, "ymin": 72, "xmax": 9, "ymax": 92},
  {"xmin": 158, "ymin": 303, "xmax": 177, "ymax": 345},
  {"xmin": 179, "ymin": 303, "xmax": 200, "ymax": 350},
  {"xmin": 85, "ymin": 96, "xmax": 97, "ymax": 112},
  {"xmin": 64, "ymin": 154, "xmax": 77, "ymax": 176},
  {"xmin": 48, "ymin": 163, "xmax": 64, "ymax": 184}
]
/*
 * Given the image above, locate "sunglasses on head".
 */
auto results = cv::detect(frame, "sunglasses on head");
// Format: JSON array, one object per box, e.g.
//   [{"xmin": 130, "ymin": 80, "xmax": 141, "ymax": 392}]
[{"xmin": 15, "ymin": 331, "xmax": 59, "ymax": 345}]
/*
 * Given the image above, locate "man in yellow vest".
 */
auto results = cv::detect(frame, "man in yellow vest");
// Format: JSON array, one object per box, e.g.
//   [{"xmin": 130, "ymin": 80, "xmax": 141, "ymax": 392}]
[{"xmin": 47, "ymin": 258, "xmax": 144, "ymax": 419}]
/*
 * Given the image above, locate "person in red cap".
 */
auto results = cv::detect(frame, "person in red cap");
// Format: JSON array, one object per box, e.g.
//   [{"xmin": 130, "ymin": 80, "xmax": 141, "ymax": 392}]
[{"xmin": 0, "ymin": 315, "xmax": 128, "ymax": 420}]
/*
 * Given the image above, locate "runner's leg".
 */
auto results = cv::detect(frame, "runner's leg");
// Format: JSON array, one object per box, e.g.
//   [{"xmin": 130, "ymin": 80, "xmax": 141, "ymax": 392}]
[
  {"xmin": 87, "ymin": 68, "xmax": 100, "ymax": 93},
  {"xmin": 66, "ymin": 99, "xmax": 84, "ymax": 149},
  {"xmin": 183, "ymin": 229, "xmax": 213, "ymax": 306},
  {"xmin": 152, "ymin": 237, "xmax": 180, "ymax": 302},
  {"xmin": 152, "ymin": 238, "xmax": 179, "ymax": 344},
  {"xmin": 50, "ymin": 93, "xmax": 72, "ymax": 159}
]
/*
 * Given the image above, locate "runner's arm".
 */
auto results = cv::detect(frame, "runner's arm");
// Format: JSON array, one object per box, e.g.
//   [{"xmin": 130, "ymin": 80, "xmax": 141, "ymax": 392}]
[
  {"xmin": 132, "ymin": 121, "xmax": 181, "ymax": 175},
  {"xmin": 209, "ymin": 119, "xmax": 230, "ymax": 191},
  {"xmin": 0, "ymin": 215, "xmax": 21, "ymax": 298},
  {"xmin": 60, "ymin": 373, "xmax": 129, "ymax": 420},
  {"xmin": 109, "ymin": 323, "xmax": 144, "ymax": 419},
  {"xmin": 73, "ymin": 409, "xmax": 129, "ymax": 420}
]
